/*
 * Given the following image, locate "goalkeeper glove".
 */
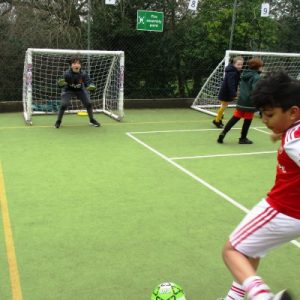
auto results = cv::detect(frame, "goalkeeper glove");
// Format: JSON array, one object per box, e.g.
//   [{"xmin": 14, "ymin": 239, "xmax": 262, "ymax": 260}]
[
  {"xmin": 58, "ymin": 78, "xmax": 66, "ymax": 87},
  {"xmin": 86, "ymin": 84, "xmax": 96, "ymax": 92}
]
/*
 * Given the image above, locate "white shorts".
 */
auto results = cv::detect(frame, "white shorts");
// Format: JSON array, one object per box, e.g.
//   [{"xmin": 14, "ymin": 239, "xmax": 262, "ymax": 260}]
[{"xmin": 229, "ymin": 199, "xmax": 300, "ymax": 258}]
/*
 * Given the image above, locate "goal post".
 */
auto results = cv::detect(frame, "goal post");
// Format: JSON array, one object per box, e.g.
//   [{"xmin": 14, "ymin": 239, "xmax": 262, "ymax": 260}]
[
  {"xmin": 22, "ymin": 48, "xmax": 125, "ymax": 125},
  {"xmin": 191, "ymin": 50, "xmax": 300, "ymax": 116}
]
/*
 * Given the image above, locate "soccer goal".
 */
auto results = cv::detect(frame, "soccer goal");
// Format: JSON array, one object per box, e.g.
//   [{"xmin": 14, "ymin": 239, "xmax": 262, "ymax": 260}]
[
  {"xmin": 191, "ymin": 50, "xmax": 300, "ymax": 116},
  {"xmin": 23, "ymin": 48, "xmax": 125, "ymax": 124}
]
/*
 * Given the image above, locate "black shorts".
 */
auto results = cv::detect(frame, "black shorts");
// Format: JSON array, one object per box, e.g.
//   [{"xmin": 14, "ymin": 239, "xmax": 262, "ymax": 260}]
[{"xmin": 61, "ymin": 89, "xmax": 90, "ymax": 107}]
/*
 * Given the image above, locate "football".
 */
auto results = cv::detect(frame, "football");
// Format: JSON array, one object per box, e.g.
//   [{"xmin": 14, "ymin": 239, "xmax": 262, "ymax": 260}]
[{"xmin": 151, "ymin": 282, "xmax": 186, "ymax": 300}]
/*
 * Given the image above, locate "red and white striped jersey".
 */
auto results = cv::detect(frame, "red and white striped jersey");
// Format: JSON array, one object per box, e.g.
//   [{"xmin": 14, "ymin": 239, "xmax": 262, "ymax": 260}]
[{"xmin": 267, "ymin": 120, "xmax": 300, "ymax": 219}]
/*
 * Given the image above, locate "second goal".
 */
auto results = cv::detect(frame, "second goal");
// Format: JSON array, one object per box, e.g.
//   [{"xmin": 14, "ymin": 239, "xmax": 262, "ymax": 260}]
[{"xmin": 191, "ymin": 50, "xmax": 300, "ymax": 116}]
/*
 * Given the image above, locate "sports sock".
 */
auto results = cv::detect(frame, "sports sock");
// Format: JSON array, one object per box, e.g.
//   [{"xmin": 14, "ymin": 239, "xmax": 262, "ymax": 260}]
[
  {"xmin": 225, "ymin": 281, "xmax": 245, "ymax": 300},
  {"xmin": 215, "ymin": 105, "xmax": 226, "ymax": 122},
  {"xmin": 243, "ymin": 276, "xmax": 273, "ymax": 300},
  {"xmin": 240, "ymin": 119, "xmax": 253, "ymax": 139},
  {"xmin": 223, "ymin": 116, "xmax": 240, "ymax": 134},
  {"xmin": 86, "ymin": 105, "xmax": 94, "ymax": 120},
  {"xmin": 57, "ymin": 107, "xmax": 66, "ymax": 122}
]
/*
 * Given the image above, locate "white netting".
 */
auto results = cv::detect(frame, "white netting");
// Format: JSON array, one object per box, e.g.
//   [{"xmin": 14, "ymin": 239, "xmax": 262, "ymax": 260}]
[
  {"xmin": 23, "ymin": 48, "xmax": 124, "ymax": 124},
  {"xmin": 191, "ymin": 50, "xmax": 300, "ymax": 116}
]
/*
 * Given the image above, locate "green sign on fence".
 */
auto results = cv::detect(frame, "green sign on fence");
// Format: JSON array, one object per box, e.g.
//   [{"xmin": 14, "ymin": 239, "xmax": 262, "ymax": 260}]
[{"xmin": 137, "ymin": 10, "xmax": 164, "ymax": 32}]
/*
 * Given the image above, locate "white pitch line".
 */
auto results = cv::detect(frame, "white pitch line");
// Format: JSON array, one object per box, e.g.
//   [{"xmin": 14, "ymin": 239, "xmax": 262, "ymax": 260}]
[
  {"xmin": 129, "ymin": 128, "xmax": 224, "ymax": 134},
  {"xmin": 129, "ymin": 126, "xmax": 269, "ymax": 135},
  {"xmin": 292, "ymin": 239, "xmax": 300, "ymax": 247},
  {"xmin": 126, "ymin": 132, "xmax": 300, "ymax": 249},
  {"xmin": 170, "ymin": 151, "xmax": 277, "ymax": 160},
  {"xmin": 253, "ymin": 127, "xmax": 271, "ymax": 134},
  {"xmin": 126, "ymin": 132, "xmax": 249, "ymax": 213}
]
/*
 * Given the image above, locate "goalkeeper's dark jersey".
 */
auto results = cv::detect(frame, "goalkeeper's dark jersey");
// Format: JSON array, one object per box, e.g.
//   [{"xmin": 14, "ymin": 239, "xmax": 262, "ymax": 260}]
[{"xmin": 63, "ymin": 69, "xmax": 92, "ymax": 90}]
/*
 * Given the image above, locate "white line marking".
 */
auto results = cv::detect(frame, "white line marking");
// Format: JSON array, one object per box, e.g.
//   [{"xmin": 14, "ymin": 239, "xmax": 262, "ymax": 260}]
[
  {"xmin": 170, "ymin": 151, "xmax": 277, "ymax": 160},
  {"xmin": 126, "ymin": 132, "xmax": 300, "ymax": 249},
  {"xmin": 292, "ymin": 239, "xmax": 300, "ymax": 247},
  {"xmin": 129, "ymin": 128, "xmax": 223, "ymax": 134},
  {"xmin": 129, "ymin": 126, "xmax": 269, "ymax": 135},
  {"xmin": 126, "ymin": 132, "xmax": 250, "ymax": 214},
  {"xmin": 253, "ymin": 127, "xmax": 271, "ymax": 134}
]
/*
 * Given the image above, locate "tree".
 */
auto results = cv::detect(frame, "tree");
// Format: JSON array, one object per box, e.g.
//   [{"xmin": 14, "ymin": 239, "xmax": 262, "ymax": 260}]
[
  {"xmin": 272, "ymin": 0, "xmax": 300, "ymax": 52},
  {"xmin": 0, "ymin": 0, "xmax": 299, "ymax": 101},
  {"xmin": 0, "ymin": 0, "xmax": 89, "ymax": 100}
]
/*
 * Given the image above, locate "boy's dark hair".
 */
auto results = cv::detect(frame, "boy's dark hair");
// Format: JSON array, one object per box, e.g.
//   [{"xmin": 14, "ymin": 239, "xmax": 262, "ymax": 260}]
[
  {"xmin": 248, "ymin": 58, "xmax": 263, "ymax": 70},
  {"xmin": 69, "ymin": 56, "xmax": 81, "ymax": 65},
  {"xmin": 252, "ymin": 71, "xmax": 300, "ymax": 111}
]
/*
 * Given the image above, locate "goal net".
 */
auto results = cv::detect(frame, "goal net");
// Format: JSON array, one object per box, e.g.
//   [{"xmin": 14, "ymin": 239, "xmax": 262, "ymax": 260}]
[
  {"xmin": 191, "ymin": 50, "xmax": 300, "ymax": 116},
  {"xmin": 23, "ymin": 48, "xmax": 125, "ymax": 124}
]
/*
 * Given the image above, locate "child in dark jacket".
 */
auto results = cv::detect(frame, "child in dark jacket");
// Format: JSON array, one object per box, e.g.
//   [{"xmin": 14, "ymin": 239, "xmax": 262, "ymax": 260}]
[
  {"xmin": 54, "ymin": 56, "xmax": 100, "ymax": 128},
  {"xmin": 213, "ymin": 56, "xmax": 244, "ymax": 128},
  {"xmin": 217, "ymin": 58, "xmax": 263, "ymax": 144}
]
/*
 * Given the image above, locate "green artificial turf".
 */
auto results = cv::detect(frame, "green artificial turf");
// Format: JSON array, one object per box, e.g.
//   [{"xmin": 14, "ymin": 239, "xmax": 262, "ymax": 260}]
[{"xmin": 0, "ymin": 109, "xmax": 299, "ymax": 300}]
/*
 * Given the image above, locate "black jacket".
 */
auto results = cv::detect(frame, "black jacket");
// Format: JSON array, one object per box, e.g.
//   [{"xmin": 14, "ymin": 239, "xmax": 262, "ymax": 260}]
[
  {"xmin": 63, "ymin": 69, "xmax": 92, "ymax": 90},
  {"xmin": 218, "ymin": 64, "xmax": 241, "ymax": 101}
]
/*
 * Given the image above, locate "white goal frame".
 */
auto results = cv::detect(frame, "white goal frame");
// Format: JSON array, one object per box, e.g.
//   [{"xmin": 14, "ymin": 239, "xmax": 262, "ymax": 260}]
[
  {"xmin": 191, "ymin": 50, "xmax": 300, "ymax": 116},
  {"xmin": 22, "ymin": 48, "xmax": 125, "ymax": 124}
]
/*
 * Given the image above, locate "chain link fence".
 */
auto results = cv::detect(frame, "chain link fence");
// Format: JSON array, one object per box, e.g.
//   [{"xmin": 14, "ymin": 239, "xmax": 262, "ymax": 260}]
[
  {"xmin": 0, "ymin": 36, "xmax": 218, "ymax": 104},
  {"xmin": 0, "ymin": 0, "xmax": 298, "ymax": 105},
  {"xmin": 0, "ymin": 1, "xmax": 225, "ymax": 104}
]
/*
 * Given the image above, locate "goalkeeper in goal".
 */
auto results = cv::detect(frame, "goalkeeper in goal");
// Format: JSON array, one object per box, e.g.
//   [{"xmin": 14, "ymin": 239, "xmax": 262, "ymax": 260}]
[{"xmin": 54, "ymin": 56, "xmax": 101, "ymax": 128}]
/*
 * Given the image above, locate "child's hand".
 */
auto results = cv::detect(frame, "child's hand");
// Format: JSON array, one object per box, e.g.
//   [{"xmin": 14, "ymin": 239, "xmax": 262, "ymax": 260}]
[
  {"xmin": 270, "ymin": 133, "xmax": 282, "ymax": 142},
  {"xmin": 58, "ymin": 79, "xmax": 66, "ymax": 87},
  {"xmin": 87, "ymin": 84, "xmax": 96, "ymax": 92}
]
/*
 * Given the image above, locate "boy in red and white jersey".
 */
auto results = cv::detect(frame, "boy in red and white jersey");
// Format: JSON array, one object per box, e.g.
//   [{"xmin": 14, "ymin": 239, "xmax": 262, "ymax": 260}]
[{"xmin": 220, "ymin": 72, "xmax": 300, "ymax": 300}]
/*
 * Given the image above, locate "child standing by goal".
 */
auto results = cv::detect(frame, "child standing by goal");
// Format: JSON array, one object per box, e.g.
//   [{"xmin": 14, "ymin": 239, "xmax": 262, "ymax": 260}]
[
  {"xmin": 213, "ymin": 56, "xmax": 244, "ymax": 128},
  {"xmin": 54, "ymin": 56, "xmax": 100, "ymax": 128},
  {"xmin": 219, "ymin": 71, "xmax": 300, "ymax": 300},
  {"xmin": 217, "ymin": 58, "xmax": 263, "ymax": 144}
]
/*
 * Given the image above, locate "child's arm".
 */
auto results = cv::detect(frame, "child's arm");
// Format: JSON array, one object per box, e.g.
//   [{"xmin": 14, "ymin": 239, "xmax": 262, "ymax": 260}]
[
  {"xmin": 83, "ymin": 72, "xmax": 96, "ymax": 91},
  {"xmin": 227, "ymin": 72, "xmax": 238, "ymax": 99},
  {"xmin": 86, "ymin": 84, "xmax": 96, "ymax": 91},
  {"xmin": 57, "ymin": 78, "xmax": 66, "ymax": 87},
  {"xmin": 270, "ymin": 133, "xmax": 282, "ymax": 142},
  {"xmin": 284, "ymin": 137, "xmax": 300, "ymax": 166},
  {"xmin": 57, "ymin": 71, "xmax": 70, "ymax": 87}
]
